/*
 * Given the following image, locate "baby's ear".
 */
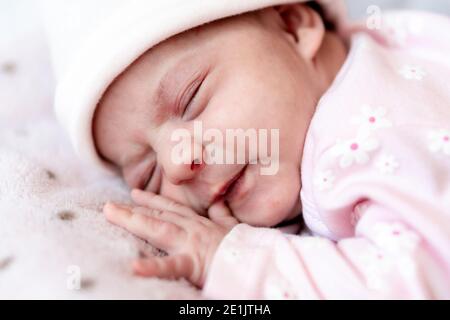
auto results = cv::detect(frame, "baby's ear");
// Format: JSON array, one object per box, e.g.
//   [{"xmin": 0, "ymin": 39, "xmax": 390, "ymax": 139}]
[{"xmin": 275, "ymin": 4, "xmax": 325, "ymax": 61}]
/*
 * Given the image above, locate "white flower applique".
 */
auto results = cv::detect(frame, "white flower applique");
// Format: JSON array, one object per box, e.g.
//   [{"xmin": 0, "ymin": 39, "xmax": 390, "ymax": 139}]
[
  {"xmin": 331, "ymin": 133, "xmax": 380, "ymax": 169},
  {"xmin": 375, "ymin": 154, "xmax": 400, "ymax": 175},
  {"xmin": 363, "ymin": 248, "xmax": 417, "ymax": 293},
  {"xmin": 383, "ymin": 14, "xmax": 425, "ymax": 46},
  {"xmin": 428, "ymin": 129, "xmax": 450, "ymax": 156},
  {"xmin": 350, "ymin": 105, "xmax": 392, "ymax": 134},
  {"xmin": 398, "ymin": 65, "xmax": 426, "ymax": 81},
  {"xmin": 384, "ymin": 24, "xmax": 408, "ymax": 46},
  {"xmin": 361, "ymin": 247, "xmax": 393, "ymax": 292},
  {"xmin": 370, "ymin": 222, "xmax": 421, "ymax": 254},
  {"xmin": 264, "ymin": 274, "xmax": 298, "ymax": 300},
  {"xmin": 223, "ymin": 247, "xmax": 242, "ymax": 265},
  {"xmin": 313, "ymin": 170, "xmax": 336, "ymax": 192},
  {"xmin": 363, "ymin": 222, "xmax": 421, "ymax": 291}
]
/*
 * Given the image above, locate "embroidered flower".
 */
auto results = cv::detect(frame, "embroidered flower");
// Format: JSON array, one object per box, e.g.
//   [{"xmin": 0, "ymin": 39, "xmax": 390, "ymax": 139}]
[
  {"xmin": 364, "ymin": 247, "xmax": 417, "ymax": 292},
  {"xmin": 350, "ymin": 105, "xmax": 392, "ymax": 133},
  {"xmin": 398, "ymin": 65, "xmax": 426, "ymax": 80},
  {"xmin": 331, "ymin": 134, "xmax": 380, "ymax": 169},
  {"xmin": 223, "ymin": 247, "xmax": 242, "ymax": 265},
  {"xmin": 371, "ymin": 222, "xmax": 420, "ymax": 254},
  {"xmin": 375, "ymin": 154, "xmax": 400, "ymax": 175},
  {"xmin": 363, "ymin": 222, "xmax": 421, "ymax": 292},
  {"xmin": 383, "ymin": 15, "xmax": 424, "ymax": 46},
  {"xmin": 264, "ymin": 274, "xmax": 297, "ymax": 300},
  {"xmin": 313, "ymin": 170, "xmax": 336, "ymax": 192},
  {"xmin": 428, "ymin": 129, "xmax": 450, "ymax": 155},
  {"xmin": 385, "ymin": 23, "xmax": 409, "ymax": 46},
  {"xmin": 362, "ymin": 247, "xmax": 393, "ymax": 291}
]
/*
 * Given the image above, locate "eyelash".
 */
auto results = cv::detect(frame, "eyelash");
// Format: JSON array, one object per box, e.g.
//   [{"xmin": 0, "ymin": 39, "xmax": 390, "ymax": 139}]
[{"xmin": 181, "ymin": 76, "xmax": 205, "ymax": 119}]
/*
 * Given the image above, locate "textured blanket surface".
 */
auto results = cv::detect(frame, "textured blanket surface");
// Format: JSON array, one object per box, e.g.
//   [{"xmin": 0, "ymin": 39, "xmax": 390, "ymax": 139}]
[{"xmin": 0, "ymin": 0, "xmax": 199, "ymax": 299}]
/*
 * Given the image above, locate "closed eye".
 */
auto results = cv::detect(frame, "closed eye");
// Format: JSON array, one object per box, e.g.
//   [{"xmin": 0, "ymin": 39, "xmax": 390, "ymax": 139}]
[
  {"xmin": 180, "ymin": 73, "xmax": 207, "ymax": 120},
  {"xmin": 142, "ymin": 163, "xmax": 156, "ymax": 190}
]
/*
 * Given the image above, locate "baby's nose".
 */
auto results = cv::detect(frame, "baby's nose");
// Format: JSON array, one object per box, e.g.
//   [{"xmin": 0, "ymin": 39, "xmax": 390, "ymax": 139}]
[
  {"xmin": 160, "ymin": 140, "xmax": 205, "ymax": 185},
  {"xmin": 165, "ymin": 158, "xmax": 205, "ymax": 185}
]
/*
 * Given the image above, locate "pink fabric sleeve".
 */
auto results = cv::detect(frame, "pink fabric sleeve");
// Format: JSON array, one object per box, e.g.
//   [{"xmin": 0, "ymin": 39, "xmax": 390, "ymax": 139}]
[{"xmin": 202, "ymin": 218, "xmax": 449, "ymax": 299}]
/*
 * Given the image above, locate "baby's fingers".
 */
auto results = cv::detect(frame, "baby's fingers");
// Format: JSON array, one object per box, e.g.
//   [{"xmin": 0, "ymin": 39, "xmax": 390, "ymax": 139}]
[
  {"xmin": 104, "ymin": 203, "xmax": 185, "ymax": 252},
  {"xmin": 208, "ymin": 200, "xmax": 240, "ymax": 229},
  {"xmin": 133, "ymin": 254, "xmax": 195, "ymax": 284},
  {"xmin": 131, "ymin": 189, "xmax": 197, "ymax": 217}
]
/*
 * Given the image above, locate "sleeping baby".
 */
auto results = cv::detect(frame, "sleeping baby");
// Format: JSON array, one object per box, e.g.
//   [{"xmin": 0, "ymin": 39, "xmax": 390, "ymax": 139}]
[{"xmin": 43, "ymin": 0, "xmax": 450, "ymax": 299}]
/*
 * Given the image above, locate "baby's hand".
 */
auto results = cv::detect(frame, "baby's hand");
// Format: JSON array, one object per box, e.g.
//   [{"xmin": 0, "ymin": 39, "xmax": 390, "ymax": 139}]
[{"xmin": 103, "ymin": 189, "xmax": 239, "ymax": 287}]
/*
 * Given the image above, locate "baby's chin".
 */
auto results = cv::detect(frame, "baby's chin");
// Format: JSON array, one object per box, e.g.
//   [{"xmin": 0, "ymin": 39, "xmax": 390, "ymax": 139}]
[
  {"xmin": 234, "ymin": 188, "xmax": 301, "ymax": 227},
  {"xmin": 229, "ymin": 164, "xmax": 301, "ymax": 227}
]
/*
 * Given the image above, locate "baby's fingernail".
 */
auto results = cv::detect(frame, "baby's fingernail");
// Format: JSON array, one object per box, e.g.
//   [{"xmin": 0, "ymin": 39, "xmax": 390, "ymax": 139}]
[
  {"xmin": 103, "ymin": 202, "xmax": 115, "ymax": 211},
  {"xmin": 117, "ymin": 204, "xmax": 133, "ymax": 211},
  {"xmin": 104, "ymin": 202, "xmax": 129, "ymax": 212},
  {"xmin": 132, "ymin": 260, "xmax": 149, "ymax": 276},
  {"xmin": 103, "ymin": 203, "xmax": 118, "ymax": 219}
]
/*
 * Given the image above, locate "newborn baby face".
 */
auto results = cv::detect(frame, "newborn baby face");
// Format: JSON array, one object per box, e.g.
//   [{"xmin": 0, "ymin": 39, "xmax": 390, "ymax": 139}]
[{"xmin": 94, "ymin": 5, "xmax": 347, "ymax": 227}]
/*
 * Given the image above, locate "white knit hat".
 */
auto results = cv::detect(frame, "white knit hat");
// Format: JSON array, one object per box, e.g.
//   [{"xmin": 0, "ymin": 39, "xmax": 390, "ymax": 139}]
[{"xmin": 41, "ymin": 0, "xmax": 346, "ymax": 174}]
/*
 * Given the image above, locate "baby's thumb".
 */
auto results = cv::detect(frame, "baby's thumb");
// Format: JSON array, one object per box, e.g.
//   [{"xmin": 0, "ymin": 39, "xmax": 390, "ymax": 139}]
[{"xmin": 207, "ymin": 201, "xmax": 239, "ymax": 229}]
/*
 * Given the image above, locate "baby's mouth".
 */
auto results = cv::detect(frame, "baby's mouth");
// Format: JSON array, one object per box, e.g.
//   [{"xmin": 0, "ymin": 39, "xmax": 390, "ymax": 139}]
[{"xmin": 210, "ymin": 164, "xmax": 248, "ymax": 206}]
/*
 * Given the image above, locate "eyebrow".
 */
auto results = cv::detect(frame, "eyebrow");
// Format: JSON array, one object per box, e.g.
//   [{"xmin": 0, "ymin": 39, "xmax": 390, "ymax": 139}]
[{"xmin": 151, "ymin": 54, "xmax": 199, "ymax": 126}]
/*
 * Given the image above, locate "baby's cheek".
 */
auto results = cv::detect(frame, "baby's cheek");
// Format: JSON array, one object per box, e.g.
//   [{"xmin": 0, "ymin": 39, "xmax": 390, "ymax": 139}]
[{"xmin": 265, "ymin": 190, "xmax": 300, "ymax": 226}]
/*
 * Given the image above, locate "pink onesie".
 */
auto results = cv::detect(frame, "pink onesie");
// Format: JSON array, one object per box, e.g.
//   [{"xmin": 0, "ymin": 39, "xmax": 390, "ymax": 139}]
[{"xmin": 203, "ymin": 11, "xmax": 450, "ymax": 299}]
